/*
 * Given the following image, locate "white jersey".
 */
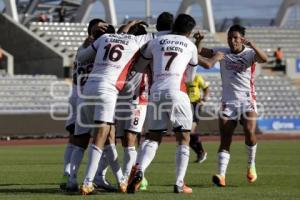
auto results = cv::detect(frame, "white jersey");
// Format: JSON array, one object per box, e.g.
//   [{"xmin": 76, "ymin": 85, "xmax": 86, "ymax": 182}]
[
  {"xmin": 141, "ymin": 34, "xmax": 198, "ymax": 93},
  {"xmin": 213, "ymin": 47, "xmax": 257, "ymax": 101},
  {"xmin": 66, "ymin": 45, "xmax": 94, "ymax": 127},
  {"xmin": 83, "ymin": 33, "xmax": 140, "ymax": 93},
  {"xmin": 119, "ymin": 31, "xmax": 169, "ymax": 103}
]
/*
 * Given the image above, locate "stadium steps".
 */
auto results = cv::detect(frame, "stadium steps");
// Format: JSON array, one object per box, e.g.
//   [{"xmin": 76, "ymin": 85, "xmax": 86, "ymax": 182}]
[{"xmin": 0, "ymin": 14, "xmax": 72, "ymax": 77}]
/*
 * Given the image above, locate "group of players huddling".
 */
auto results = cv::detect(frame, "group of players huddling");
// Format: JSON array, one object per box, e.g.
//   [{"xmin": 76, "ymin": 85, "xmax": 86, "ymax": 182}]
[{"xmin": 60, "ymin": 11, "xmax": 268, "ymax": 195}]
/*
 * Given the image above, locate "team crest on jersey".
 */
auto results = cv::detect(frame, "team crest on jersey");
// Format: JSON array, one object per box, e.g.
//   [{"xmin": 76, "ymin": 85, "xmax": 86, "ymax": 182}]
[{"xmin": 224, "ymin": 55, "xmax": 248, "ymax": 73}]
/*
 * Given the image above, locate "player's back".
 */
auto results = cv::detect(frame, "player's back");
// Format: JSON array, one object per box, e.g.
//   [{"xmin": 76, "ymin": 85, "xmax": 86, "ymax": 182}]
[
  {"xmin": 87, "ymin": 33, "xmax": 140, "ymax": 92},
  {"xmin": 144, "ymin": 34, "xmax": 198, "ymax": 94}
]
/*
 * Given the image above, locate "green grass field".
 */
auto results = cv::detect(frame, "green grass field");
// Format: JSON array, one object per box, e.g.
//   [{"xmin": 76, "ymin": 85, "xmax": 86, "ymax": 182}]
[{"xmin": 0, "ymin": 140, "xmax": 299, "ymax": 200}]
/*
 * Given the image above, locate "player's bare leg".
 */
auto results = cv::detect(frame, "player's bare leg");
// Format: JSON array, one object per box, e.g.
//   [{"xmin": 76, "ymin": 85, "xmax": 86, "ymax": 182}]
[
  {"xmin": 212, "ymin": 116, "xmax": 236, "ymax": 187},
  {"xmin": 241, "ymin": 111, "xmax": 258, "ymax": 183},
  {"xmin": 173, "ymin": 131, "xmax": 192, "ymax": 194}
]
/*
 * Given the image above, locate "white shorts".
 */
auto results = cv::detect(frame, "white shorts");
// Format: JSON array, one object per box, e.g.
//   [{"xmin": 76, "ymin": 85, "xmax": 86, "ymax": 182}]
[
  {"xmin": 74, "ymin": 91, "xmax": 117, "ymax": 135},
  {"xmin": 147, "ymin": 91, "xmax": 193, "ymax": 132},
  {"xmin": 65, "ymin": 95, "xmax": 77, "ymax": 128},
  {"xmin": 115, "ymin": 101, "xmax": 147, "ymax": 138},
  {"xmin": 220, "ymin": 100, "xmax": 257, "ymax": 120}
]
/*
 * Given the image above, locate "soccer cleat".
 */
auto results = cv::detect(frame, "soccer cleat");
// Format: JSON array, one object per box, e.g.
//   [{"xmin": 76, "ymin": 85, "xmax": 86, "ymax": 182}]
[
  {"xmin": 119, "ymin": 181, "xmax": 128, "ymax": 193},
  {"xmin": 247, "ymin": 166, "xmax": 257, "ymax": 183},
  {"xmin": 138, "ymin": 177, "xmax": 148, "ymax": 191},
  {"xmin": 173, "ymin": 183, "xmax": 192, "ymax": 194},
  {"xmin": 80, "ymin": 184, "xmax": 95, "ymax": 195},
  {"xmin": 65, "ymin": 182, "xmax": 79, "ymax": 192},
  {"xmin": 212, "ymin": 174, "xmax": 226, "ymax": 187},
  {"xmin": 127, "ymin": 164, "xmax": 139, "ymax": 185},
  {"xmin": 94, "ymin": 179, "xmax": 117, "ymax": 192},
  {"xmin": 127, "ymin": 170, "xmax": 143, "ymax": 193},
  {"xmin": 195, "ymin": 152, "xmax": 208, "ymax": 163}
]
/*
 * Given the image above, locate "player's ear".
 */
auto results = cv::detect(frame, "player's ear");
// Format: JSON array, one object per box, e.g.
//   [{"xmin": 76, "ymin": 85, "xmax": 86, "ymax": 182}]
[{"xmin": 241, "ymin": 36, "xmax": 245, "ymax": 43}]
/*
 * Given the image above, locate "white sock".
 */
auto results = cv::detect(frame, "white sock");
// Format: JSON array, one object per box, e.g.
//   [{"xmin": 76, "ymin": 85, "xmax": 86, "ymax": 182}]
[
  {"xmin": 93, "ymin": 153, "xmax": 109, "ymax": 184},
  {"xmin": 83, "ymin": 144, "xmax": 103, "ymax": 186},
  {"xmin": 175, "ymin": 145, "xmax": 190, "ymax": 187},
  {"xmin": 218, "ymin": 151, "xmax": 230, "ymax": 177},
  {"xmin": 123, "ymin": 146, "xmax": 137, "ymax": 179},
  {"xmin": 139, "ymin": 140, "xmax": 159, "ymax": 173},
  {"xmin": 136, "ymin": 139, "xmax": 149, "ymax": 165},
  {"xmin": 104, "ymin": 144, "xmax": 123, "ymax": 183},
  {"xmin": 246, "ymin": 144, "xmax": 257, "ymax": 167},
  {"xmin": 69, "ymin": 145, "xmax": 85, "ymax": 184},
  {"xmin": 63, "ymin": 143, "xmax": 75, "ymax": 176}
]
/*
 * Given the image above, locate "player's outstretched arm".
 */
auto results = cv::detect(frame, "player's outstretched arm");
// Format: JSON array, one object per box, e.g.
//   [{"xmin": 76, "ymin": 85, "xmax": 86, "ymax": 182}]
[
  {"xmin": 243, "ymin": 38, "xmax": 268, "ymax": 63},
  {"xmin": 118, "ymin": 20, "xmax": 148, "ymax": 34},
  {"xmin": 131, "ymin": 55, "xmax": 151, "ymax": 73},
  {"xmin": 198, "ymin": 51, "xmax": 224, "ymax": 69}
]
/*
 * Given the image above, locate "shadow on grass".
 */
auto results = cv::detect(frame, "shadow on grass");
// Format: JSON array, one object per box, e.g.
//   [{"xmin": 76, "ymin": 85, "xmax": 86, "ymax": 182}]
[
  {"xmin": 0, "ymin": 188, "xmax": 61, "ymax": 194},
  {"xmin": 158, "ymin": 183, "xmax": 239, "ymax": 188},
  {"xmin": 0, "ymin": 183, "xmax": 59, "ymax": 187}
]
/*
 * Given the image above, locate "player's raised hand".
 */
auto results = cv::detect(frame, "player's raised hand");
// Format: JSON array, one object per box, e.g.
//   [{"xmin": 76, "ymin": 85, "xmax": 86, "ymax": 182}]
[
  {"xmin": 214, "ymin": 51, "xmax": 225, "ymax": 61},
  {"xmin": 93, "ymin": 22, "xmax": 109, "ymax": 33},
  {"xmin": 193, "ymin": 31, "xmax": 205, "ymax": 43},
  {"xmin": 242, "ymin": 38, "xmax": 256, "ymax": 48},
  {"xmin": 91, "ymin": 22, "xmax": 109, "ymax": 39}
]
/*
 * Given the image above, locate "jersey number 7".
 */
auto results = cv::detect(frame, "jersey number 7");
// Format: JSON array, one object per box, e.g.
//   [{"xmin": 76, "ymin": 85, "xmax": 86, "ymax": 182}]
[{"xmin": 164, "ymin": 52, "xmax": 178, "ymax": 71}]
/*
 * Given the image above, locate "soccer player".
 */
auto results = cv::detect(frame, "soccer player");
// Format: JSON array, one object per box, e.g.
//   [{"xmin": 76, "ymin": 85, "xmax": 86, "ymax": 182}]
[
  {"xmin": 186, "ymin": 73, "xmax": 209, "ymax": 163},
  {"xmin": 115, "ymin": 12, "xmax": 174, "ymax": 191},
  {"xmin": 75, "ymin": 22, "xmax": 144, "ymax": 195},
  {"xmin": 62, "ymin": 18, "xmax": 117, "ymax": 192},
  {"xmin": 126, "ymin": 14, "xmax": 224, "ymax": 194},
  {"xmin": 200, "ymin": 24, "xmax": 268, "ymax": 187}
]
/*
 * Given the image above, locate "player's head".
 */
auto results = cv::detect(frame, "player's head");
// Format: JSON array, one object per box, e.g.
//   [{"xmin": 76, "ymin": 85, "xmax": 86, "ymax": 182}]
[
  {"xmin": 227, "ymin": 24, "xmax": 246, "ymax": 53},
  {"xmin": 87, "ymin": 18, "xmax": 105, "ymax": 36},
  {"xmin": 128, "ymin": 23, "xmax": 147, "ymax": 36},
  {"xmin": 172, "ymin": 14, "xmax": 196, "ymax": 36},
  {"xmin": 156, "ymin": 12, "xmax": 174, "ymax": 31},
  {"xmin": 92, "ymin": 24, "xmax": 115, "ymax": 39}
]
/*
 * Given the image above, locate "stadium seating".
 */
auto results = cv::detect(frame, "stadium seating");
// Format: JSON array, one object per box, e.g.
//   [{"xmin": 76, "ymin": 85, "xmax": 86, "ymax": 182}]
[
  {"xmin": 29, "ymin": 22, "xmax": 225, "ymax": 59},
  {"xmin": 246, "ymin": 27, "xmax": 300, "ymax": 58},
  {"xmin": 203, "ymin": 75, "xmax": 300, "ymax": 119},
  {"xmin": 1, "ymin": 74, "xmax": 299, "ymax": 119},
  {"xmin": 0, "ymin": 74, "xmax": 70, "ymax": 114}
]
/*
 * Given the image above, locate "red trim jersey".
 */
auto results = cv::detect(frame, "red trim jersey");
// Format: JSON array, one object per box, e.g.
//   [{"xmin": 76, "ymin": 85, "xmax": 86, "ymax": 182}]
[
  {"xmin": 213, "ymin": 46, "xmax": 257, "ymax": 101},
  {"xmin": 86, "ymin": 33, "xmax": 140, "ymax": 93}
]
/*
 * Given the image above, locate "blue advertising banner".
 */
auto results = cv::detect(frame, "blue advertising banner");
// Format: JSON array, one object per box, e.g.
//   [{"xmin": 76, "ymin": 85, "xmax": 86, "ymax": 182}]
[
  {"xmin": 257, "ymin": 118, "xmax": 300, "ymax": 132},
  {"xmin": 197, "ymin": 62, "xmax": 220, "ymax": 73},
  {"xmin": 297, "ymin": 58, "xmax": 300, "ymax": 73}
]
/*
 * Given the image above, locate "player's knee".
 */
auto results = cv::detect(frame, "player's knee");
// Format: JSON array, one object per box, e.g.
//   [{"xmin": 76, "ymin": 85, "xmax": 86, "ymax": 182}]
[
  {"xmin": 175, "ymin": 131, "xmax": 190, "ymax": 145},
  {"xmin": 73, "ymin": 134, "xmax": 90, "ymax": 149},
  {"xmin": 147, "ymin": 132, "xmax": 162, "ymax": 143}
]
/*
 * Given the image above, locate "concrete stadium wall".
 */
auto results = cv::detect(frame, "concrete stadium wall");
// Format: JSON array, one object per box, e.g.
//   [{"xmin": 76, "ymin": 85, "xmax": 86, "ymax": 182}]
[
  {"xmin": 0, "ymin": 14, "xmax": 71, "ymax": 78},
  {"xmin": 0, "ymin": 114, "xmax": 67, "ymax": 137}
]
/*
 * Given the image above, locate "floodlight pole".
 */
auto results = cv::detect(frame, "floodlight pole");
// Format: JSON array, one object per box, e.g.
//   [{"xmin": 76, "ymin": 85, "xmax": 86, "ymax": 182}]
[{"xmin": 145, "ymin": 0, "xmax": 151, "ymax": 24}]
